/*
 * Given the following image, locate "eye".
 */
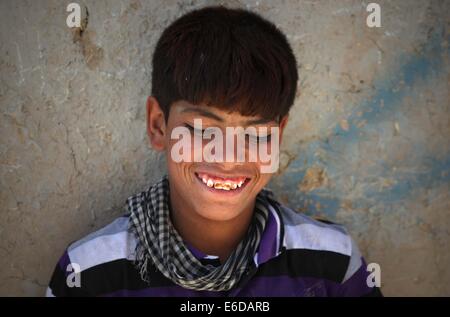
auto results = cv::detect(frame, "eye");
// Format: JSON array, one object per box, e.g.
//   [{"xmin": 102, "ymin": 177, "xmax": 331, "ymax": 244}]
[
  {"xmin": 184, "ymin": 123, "xmax": 205, "ymax": 135},
  {"xmin": 247, "ymin": 134, "xmax": 272, "ymax": 144}
]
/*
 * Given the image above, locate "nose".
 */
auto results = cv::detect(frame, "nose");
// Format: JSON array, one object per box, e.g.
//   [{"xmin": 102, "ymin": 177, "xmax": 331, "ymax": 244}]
[{"xmin": 213, "ymin": 160, "xmax": 246, "ymax": 173}]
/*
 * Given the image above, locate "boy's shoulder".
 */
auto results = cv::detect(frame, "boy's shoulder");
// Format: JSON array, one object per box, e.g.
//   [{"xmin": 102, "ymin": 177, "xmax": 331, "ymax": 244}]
[
  {"xmin": 66, "ymin": 205, "xmax": 357, "ymax": 266},
  {"xmin": 274, "ymin": 204, "xmax": 380, "ymax": 296},
  {"xmin": 47, "ymin": 215, "xmax": 137, "ymax": 296},
  {"xmin": 64, "ymin": 204, "xmax": 358, "ymax": 268},
  {"xmin": 65, "ymin": 215, "xmax": 136, "ymax": 273},
  {"xmin": 276, "ymin": 204, "xmax": 367, "ymax": 287},
  {"xmin": 278, "ymin": 204, "xmax": 355, "ymax": 258}
]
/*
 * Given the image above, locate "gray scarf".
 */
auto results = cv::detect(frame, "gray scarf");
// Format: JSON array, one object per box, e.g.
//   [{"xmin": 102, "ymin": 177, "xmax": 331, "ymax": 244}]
[{"xmin": 127, "ymin": 175, "xmax": 273, "ymax": 291}]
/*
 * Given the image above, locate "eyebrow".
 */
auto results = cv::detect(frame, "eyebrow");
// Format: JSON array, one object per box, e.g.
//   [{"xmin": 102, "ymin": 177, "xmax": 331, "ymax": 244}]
[
  {"xmin": 181, "ymin": 107, "xmax": 275, "ymax": 126},
  {"xmin": 181, "ymin": 108, "xmax": 224, "ymax": 122},
  {"xmin": 245, "ymin": 118, "xmax": 273, "ymax": 125}
]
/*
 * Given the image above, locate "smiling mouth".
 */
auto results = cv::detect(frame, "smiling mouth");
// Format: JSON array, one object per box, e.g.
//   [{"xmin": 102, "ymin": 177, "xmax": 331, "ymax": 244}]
[{"xmin": 194, "ymin": 172, "xmax": 250, "ymax": 192}]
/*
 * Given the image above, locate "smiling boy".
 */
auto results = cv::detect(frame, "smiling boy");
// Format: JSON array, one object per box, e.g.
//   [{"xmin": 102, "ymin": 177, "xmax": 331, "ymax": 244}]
[{"xmin": 47, "ymin": 6, "xmax": 382, "ymax": 297}]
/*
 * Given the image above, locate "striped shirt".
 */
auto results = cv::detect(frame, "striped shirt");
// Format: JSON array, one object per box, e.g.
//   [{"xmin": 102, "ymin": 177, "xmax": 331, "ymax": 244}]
[{"xmin": 46, "ymin": 203, "xmax": 382, "ymax": 297}]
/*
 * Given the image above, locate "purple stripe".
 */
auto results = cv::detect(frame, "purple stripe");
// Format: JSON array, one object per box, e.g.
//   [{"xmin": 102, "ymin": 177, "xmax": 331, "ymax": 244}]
[
  {"xmin": 256, "ymin": 208, "xmax": 278, "ymax": 264},
  {"xmin": 185, "ymin": 242, "xmax": 209, "ymax": 259},
  {"xmin": 183, "ymin": 206, "xmax": 279, "ymax": 263},
  {"xmin": 101, "ymin": 272, "xmax": 375, "ymax": 297},
  {"xmin": 102, "ymin": 287, "xmax": 227, "ymax": 297},
  {"xmin": 235, "ymin": 274, "xmax": 374, "ymax": 297},
  {"xmin": 58, "ymin": 250, "xmax": 71, "ymax": 277},
  {"xmin": 236, "ymin": 276, "xmax": 329, "ymax": 296},
  {"xmin": 334, "ymin": 259, "xmax": 374, "ymax": 296}
]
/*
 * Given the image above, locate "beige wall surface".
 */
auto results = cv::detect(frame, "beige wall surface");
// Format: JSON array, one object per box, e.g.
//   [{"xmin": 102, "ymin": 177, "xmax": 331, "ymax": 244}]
[{"xmin": 0, "ymin": 0, "xmax": 449, "ymax": 296}]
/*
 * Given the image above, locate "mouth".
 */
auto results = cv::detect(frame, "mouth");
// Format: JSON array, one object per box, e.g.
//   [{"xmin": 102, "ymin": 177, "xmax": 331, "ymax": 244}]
[{"xmin": 194, "ymin": 172, "xmax": 250, "ymax": 194}]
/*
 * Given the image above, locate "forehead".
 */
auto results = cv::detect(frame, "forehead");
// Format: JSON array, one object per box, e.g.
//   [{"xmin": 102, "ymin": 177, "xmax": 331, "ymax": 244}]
[{"xmin": 171, "ymin": 100, "xmax": 277, "ymax": 125}]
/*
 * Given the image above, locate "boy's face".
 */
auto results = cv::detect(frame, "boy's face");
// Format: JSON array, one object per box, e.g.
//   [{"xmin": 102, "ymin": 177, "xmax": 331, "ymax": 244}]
[{"xmin": 147, "ymin": 97, "xmax": 288, "ymax": 222}]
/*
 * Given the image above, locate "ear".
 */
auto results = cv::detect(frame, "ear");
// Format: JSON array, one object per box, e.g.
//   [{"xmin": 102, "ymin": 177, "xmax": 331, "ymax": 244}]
[
  {"xmin": 278, "ymin": 115, "xmax": 289, "ymax": 144},
  {"xmin": 146, "ymin": 96, "xmax": 166, "ymax": 151}
]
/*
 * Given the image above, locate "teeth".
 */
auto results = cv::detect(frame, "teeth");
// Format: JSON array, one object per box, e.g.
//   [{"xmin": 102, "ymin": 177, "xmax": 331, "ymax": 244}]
[{"xmin": 199, "ymin": 174, "xmax": 246, "ymax": 191}]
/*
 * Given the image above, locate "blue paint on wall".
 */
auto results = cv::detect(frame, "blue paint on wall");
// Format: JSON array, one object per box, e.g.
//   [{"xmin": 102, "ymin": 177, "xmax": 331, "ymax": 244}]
[
  {"xmin": 270, "ymin": 28, "xmax": 450, "ymax": 219},
  {"xmin": 332, "ymin": 28, "xmax": 447, "ymax": 143}
]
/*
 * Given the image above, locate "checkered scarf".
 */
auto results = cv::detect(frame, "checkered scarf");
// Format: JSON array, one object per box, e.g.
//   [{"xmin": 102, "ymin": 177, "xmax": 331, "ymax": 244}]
[{"xmin": 127, "ymin": 175, "xmax": 273, "ymax": 291}]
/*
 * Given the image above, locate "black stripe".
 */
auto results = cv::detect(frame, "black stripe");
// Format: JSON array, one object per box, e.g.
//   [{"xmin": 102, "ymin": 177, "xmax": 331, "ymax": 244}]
[
  {"xmin": 362, "ymin": 287, "xmax": 383, "ymax": 297},
  {"xmin": 50, "ymin": 249, "xmax": 350, "ymax": 296},
  {"xmin": 76, "ymin": 249, "xmax": 349, "ymax": 296},
  {"xmin": 48, "ymin": 263, "xmax": 69, "ymax": 296},
  {"xmin": 65, "ymin": 259, "xmax": 176, "ymax": 296},
  {"xmin": 48, "ymin": 263, "xmax": 89, "ymax": 296},
  {"xmin": 254, "ymin": 248, "xmax": 350, "ymax": 283}
]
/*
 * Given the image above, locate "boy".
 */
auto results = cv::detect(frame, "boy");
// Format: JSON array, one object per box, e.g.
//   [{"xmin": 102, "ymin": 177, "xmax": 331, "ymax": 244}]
[{"xmin": 47, "ymin": 6, "xmax": 381, "ymax": 297}]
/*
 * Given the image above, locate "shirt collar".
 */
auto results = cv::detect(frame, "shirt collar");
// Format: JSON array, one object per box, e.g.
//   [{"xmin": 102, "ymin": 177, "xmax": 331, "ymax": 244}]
[
  {"xmin": 254, "ymin": 202, "xmax": 284, "ymax": 266},
  {"xmin": 184, "ymin": 202, "xmax": 284, "ymax": 266}
]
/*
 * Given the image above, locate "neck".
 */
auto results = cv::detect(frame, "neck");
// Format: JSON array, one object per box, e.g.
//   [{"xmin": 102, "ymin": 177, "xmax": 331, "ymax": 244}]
[{"xmin": 169, "ymin": 186, "xmax": 255, "ymax": 263}]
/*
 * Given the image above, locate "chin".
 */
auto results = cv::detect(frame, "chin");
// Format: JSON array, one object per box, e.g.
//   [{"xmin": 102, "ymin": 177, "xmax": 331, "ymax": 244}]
[{"xmin": 192, "ymin": 201, "xmax": 248, "ymax": 222}]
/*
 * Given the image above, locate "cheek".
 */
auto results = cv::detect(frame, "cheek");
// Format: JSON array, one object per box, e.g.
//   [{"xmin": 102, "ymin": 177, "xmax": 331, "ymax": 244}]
[
  {"xmin": 168, "ymin": 132, "xmax": 211, "ymax": 163},
  {"xmin": 244, "ymin": 163, "xmax": 269, "ymax": 188},
  {"xmin": 167, "ymin": 161, "xmax": 195, "ymax": 189},
  {"xmin": 166, "ymin": 143, "xmax": 193, "ymax": 175},
  {"xmin": 255, "ymin": 172, "xmax": 272, "ymax": 187},
  {"xmin": 246, "ymin": 161, "xmax": 273, "ymax": 183}
]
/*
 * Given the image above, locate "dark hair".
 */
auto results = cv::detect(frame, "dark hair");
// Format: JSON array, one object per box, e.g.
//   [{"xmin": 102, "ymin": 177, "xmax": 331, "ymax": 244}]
[{"xmin": 151, "ymin": 6, "xmax": 298, "ymax": 121}]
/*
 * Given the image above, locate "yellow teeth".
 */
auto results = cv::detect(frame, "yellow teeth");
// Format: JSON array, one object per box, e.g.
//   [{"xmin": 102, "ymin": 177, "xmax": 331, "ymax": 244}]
[
  {"xmin": 201, "ymin": 177, "xmax": 245, "ymax": 190},
  {"xmin": 214, "ymin": 183, "xmax": 226, "ymax": 190}
]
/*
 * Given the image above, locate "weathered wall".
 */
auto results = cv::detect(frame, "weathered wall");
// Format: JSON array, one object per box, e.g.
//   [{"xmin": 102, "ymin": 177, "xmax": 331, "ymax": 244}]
[{"xmin": 0, "ymin": 0, "xmax": 448, "ymax": 296}]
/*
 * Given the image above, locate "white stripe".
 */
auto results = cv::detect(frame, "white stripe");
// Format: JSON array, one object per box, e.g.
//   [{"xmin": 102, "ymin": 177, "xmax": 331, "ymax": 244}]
[
  {"xmin": 342, "ymin": 237, "xmax": 363, "ymax": 282},
  {"xmin": 280, "ymin": 205, "xmax": 347, "ymax": 234},
  {"xmin": 45, "ymin": 287, "xmax": 55, "ymax": 297},
  {"xmin": 283, "ymin": 223, "xmax": 351, "ymax": 256},
  {"xmin": 268, "ymin": 204, "xmax": 282, "ymax": 255},
  {"xmin": 68, "ymin": 217, "xmax": 129, "ymax": 251},
  {"xmin": 68, "ymin": 231, "xmax": 136, "ymax": 272}
]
